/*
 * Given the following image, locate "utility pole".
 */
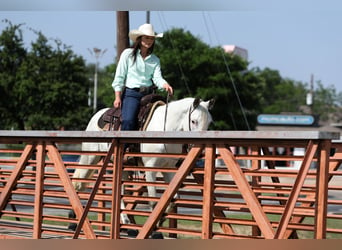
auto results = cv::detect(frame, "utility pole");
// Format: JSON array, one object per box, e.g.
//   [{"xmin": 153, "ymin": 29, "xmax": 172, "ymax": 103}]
[
  {"xmin": 116, "ymin": 11, "xmax": 129, "ymax": 63},
  {"xmin": 146, "ymin": 11, "xmax": 150, "ymax": 23}
]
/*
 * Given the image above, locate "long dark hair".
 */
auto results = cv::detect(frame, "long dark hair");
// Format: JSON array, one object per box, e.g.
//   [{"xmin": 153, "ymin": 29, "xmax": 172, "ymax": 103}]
[{"xmin": 130, "ymin": 36, "xmax": 155, "ymax": 64}]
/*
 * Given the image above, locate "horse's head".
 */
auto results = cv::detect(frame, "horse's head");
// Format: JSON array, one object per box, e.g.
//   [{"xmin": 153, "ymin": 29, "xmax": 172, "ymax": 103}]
[
  {"xmin": 148, "ymin": 97, "xmax": 214, "ymax": 132},
  {"xmin": 187, "ymin": 97, "xmax": 215, "ymax": 131}
]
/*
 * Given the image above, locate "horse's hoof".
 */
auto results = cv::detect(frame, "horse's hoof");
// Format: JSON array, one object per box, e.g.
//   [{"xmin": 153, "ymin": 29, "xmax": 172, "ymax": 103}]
[
  {"xmin": 151, "ymin": 232, "xmax": 164, "ymax": 239},
  {"xmin": 127, "ymin": 229, "xmax": 139, "ymax": 237},
  {"xmin": 68, "ymin": 223, "xmax": 77, "ymax": 231},
  {"xmin": 68, "ymin": 211, "xmax": 77, "ymax": 231}
]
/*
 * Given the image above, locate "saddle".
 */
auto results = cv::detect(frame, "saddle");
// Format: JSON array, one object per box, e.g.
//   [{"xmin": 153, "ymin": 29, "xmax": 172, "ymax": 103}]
[{"xmin": 98, "ymin": 94, "xmax": 166, "ymax": 131}]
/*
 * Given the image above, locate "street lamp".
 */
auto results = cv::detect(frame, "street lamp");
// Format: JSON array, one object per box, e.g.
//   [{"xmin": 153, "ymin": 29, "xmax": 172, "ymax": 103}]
[{"xmin": 88, "ymin": 47, "xmax": 107, "ymax": 112}]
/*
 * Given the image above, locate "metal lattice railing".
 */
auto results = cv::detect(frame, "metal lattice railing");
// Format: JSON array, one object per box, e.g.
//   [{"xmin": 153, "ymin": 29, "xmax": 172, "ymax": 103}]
[{"xmin": 0, "ymin": 130, "xmax": 341, "ymax": 239}]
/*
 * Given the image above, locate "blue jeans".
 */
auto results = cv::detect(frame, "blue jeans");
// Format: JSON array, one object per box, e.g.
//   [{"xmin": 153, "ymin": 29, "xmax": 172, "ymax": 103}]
[{"xmin": 121, "ymin": 88, "xmax": 144, "ymax": 131}]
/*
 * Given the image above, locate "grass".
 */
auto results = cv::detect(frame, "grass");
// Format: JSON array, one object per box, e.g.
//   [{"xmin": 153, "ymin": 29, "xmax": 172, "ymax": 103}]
[{"xmin": 1, "ymin": 212, "xmax": 342, "ymax": 239}]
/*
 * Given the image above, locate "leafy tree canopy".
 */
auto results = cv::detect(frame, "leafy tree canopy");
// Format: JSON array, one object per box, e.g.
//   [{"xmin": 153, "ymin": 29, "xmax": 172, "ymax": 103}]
[{"xmin": 0, "ymin": 20, "xmax": 92, "ymax": 130}]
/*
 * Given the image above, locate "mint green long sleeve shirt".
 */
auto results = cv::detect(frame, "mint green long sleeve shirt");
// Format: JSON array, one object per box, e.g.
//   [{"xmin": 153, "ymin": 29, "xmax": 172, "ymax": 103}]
[{"xmin": 111, "ymin": 48, "xmax": 167, "ymax": 92}]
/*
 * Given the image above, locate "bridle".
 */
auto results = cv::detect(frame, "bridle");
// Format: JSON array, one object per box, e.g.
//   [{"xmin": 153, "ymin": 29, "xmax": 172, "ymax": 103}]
[
  {"xmin": 163, "ymin": 96, "xmax": 200, "ymax": 132},
  {"xmin": 162, "ymin": 97, "xmax": 203, "ymax": 156},
  {"xmin": 188, "ymin": 98, "xmax": 200, "ymax": 131},
  {"xmin": 187, "ymin": 103, "xmax": 197, "ymax": 131}
]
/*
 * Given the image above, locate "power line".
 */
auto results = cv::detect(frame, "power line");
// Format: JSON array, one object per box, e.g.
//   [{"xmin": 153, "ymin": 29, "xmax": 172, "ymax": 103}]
[
  {"xmin": 156, "ymin": 12, "xmax": 192, "ymax": 96},
  {"xmin": 203, "ymin": 12, "xmax": 251, "ymax": 130}
]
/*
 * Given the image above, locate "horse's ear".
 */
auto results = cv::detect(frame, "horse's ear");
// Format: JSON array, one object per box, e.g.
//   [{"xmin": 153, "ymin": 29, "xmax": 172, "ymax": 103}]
[
  {"xmin": 208, "ymin": 98, "xmax": 215, "ymax": 110},
  {"xmin": 193, "ymin": 97, "xmax": 201, "ymax": 110},
  {"xmin": 202, "ymin": 98, "xmax": 215, "ymax": 110}
]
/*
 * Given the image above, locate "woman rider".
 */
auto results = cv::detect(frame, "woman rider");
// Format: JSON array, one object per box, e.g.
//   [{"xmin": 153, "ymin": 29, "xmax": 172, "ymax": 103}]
[{"xmin": 112, "ymin": 23, "xmax": 173, "ymax": 132}]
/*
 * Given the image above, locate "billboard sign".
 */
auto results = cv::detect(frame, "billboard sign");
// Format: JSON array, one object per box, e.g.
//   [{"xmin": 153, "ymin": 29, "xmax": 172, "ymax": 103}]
[{"xmin": 257, "ymin": 114, "xmax": 315, "ymax": 126}]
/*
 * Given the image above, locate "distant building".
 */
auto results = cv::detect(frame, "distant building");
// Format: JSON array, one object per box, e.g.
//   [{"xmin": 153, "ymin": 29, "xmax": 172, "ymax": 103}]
[{"xmin": 222, "ymin": 45, "xmax": 248, "ymax": 61}]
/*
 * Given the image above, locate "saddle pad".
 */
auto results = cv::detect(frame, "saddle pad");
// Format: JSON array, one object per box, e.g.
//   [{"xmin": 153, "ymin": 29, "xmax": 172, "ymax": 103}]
[{"xmin": 142, "ymin": 100, "xmax": 166, "ymax": 131}]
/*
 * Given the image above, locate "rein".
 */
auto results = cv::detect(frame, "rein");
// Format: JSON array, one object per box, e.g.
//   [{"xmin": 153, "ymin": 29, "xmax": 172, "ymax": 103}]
[
  {"xmin": 162, "ymin": 96, "xmax": 196, "ymax": 154},
  {"xmin": 162, "ymin": 97, "xmax": 198, "ymax": 154},
  {"xmin": 162, "ymin": 94, "xmax": 170, "ymax": 154},
  {"xmin": 163, "ymin": 93, "xmax": 170, "ymax": 131},
  {"xmin": 163, "ymin": 95, "xmax": 197, "ymax": 132}
]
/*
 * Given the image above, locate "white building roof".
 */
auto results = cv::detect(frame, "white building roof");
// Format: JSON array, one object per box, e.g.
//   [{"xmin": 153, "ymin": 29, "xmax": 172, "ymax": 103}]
[{"xmin": 222, "ymin": 45, "xmax": 248, "ymax": 60}]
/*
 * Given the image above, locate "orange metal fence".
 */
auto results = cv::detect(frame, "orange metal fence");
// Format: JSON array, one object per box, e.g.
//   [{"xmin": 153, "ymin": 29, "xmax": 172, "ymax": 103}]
[{"xmin": 0, "ymin": 130, "xmax": 341, "ymax": 239}]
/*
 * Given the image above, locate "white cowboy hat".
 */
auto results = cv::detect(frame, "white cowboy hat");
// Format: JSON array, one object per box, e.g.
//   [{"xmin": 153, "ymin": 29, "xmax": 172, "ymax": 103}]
[{"xmin": 128, "ymin": 23, "xmax": 163, "ymax": 42}]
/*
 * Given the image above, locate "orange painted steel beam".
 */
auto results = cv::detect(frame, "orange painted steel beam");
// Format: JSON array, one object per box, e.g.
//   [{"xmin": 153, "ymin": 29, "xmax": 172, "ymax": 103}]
[
  {"xmin": 217, "ymin": 145, "xmax": 275, "ymax": 239},
  {"xmin": 251, "ymin": 146, "xmax": 262, "ymax": 237},
  {"xmin": 136, "ymin": 145, "xmax": 204, "ymax": 239},
  {"xmin": 46, "ymin": 143, "xmax": 95, "ymax": 239},
  {"xmin": 110, "ymin": 140, "xmax": 124, "ymax": 239},
  {"xmin": 274, "ymin": 140, "xmax": 318, "ymax": 239},
  {"xmin": 72, "ymin": 139, "xmax": 117, "ymax": 239},
  {"xmin": 191, "ymin": 173, "xmax": 235, "ymax": 235},
  {"xmin": 201, "ymin": 144, "xmax": 215, "ymax": 239},
  {"xmin": 33, "ymin": 143, "xmax": 45, "ymax": 239},
  {"xmin": 0, "ymin": 144, "xmax": 35, "ymax": 212},
  {"xmin": 315, "ymin": 139, "xmax": 330, "ymax": 239},
  {"xmin": 283, "ymin": 140, "xmax": 337, "ymax": 239}
]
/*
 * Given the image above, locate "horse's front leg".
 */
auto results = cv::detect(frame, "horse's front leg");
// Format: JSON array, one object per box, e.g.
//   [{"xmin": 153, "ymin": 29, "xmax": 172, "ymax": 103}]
[
  {"xmin": 144, "ymin": 167, "xmax": 179, "ymax": 239},
  {"xmin": 145, "ymin": 170, "xmax": 158, "ymax": 209},
  {"xmin": 67, "ymin": 154, "xmax": 99, "ymax": 230},
  {"xmin": 144, "ymin": 169, "xmax": 165, "ymax": 239},
  {"xmin": 162, "ymin": 172, "xmax": 178, "ymax": 214},
  {"xmin": 120, "ymin": 170, "xmax": 132, "ymax": 225},
  {"xmin": 144, "ymin": 160, "xmax": 178, "ymax": 210}
]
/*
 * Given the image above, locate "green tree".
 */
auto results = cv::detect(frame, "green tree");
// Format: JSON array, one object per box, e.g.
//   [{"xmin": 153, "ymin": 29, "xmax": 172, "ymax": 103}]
[
  {"xmin": 154, "ymin": 28, "xmax": 264, "ymax": 130},
  {"xmin": 256, "ymin": 67, "xmax": 308, "ymax": 114},
  {"xmin": 312, "ymin": 82, "xmax": 339, "ymax": 122},
  {"xmin": 0, "ymin": 21, "xmax": 92, "ymax": 130},
  {"xmin": 96, "ymin": 63, "xmax": 116, "ymax": 109},
  {"xmin": 0, "ymin": 20, "xmax": 27, "ymax": 129}
]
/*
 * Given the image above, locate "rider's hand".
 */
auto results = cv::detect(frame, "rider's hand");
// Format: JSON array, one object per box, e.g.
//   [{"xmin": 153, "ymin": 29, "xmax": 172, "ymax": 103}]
[
  {"xmin": 113, "ymin": 98, "xmax": 121, "ymax": 108},
  {"xmin": 163, "ymin": 83, "xmax": 173, "ymax": 96},
  {"xmin": 114, "ymin": 91, "xmax": 122, "ymax": 108}
]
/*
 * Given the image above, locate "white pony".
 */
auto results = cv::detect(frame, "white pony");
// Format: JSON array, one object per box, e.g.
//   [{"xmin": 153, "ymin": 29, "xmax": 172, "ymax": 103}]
[{"xmin": 70, "ymin": 97, "xmax": 214, "ymax": 237}]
